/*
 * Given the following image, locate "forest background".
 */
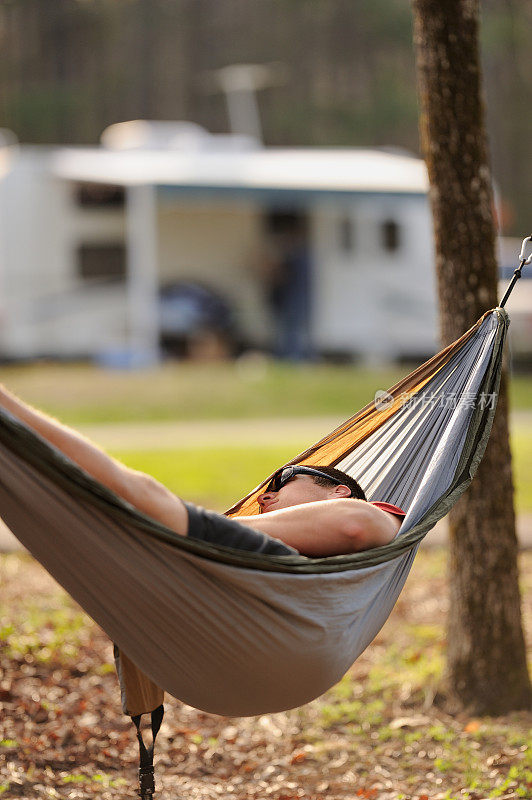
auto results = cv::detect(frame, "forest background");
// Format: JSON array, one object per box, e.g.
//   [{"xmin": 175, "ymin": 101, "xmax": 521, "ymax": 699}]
[{"xmin": 0, "ymin": 0, "xmax": 529, "ymax": 237}]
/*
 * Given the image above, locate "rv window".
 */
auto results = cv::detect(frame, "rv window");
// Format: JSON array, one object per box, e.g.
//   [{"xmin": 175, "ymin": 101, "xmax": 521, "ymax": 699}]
[
  {"xmin": 76, "ymin": 183, "xmax": 125, "ymax": 208},
  {"xmin": 381, "ymin": 220, "xmax": 400, "ymax": 252},
  {"xmin": 339, "ymin": 217, "xmax": 354, "ymax": 253},
  {"xmin": 77, "ymin": 244, "xmax": 126, "ymax": 281}
]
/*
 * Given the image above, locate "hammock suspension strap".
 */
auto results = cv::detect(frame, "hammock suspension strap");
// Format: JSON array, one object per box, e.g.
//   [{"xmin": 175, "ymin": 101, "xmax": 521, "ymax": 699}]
[
  {"xmin": 132, "ymin": 704, "xmax": 164, "ymax": 799},
  {"xmin": 499, "ymin": 234, "xmax": 532, "ymax": 308}
]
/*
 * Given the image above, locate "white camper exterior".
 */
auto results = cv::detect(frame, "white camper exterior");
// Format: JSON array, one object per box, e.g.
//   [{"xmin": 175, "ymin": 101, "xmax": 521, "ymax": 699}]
[{"xmin": 0, "ymin": 123, "xmax": 439, "ymax": 363}]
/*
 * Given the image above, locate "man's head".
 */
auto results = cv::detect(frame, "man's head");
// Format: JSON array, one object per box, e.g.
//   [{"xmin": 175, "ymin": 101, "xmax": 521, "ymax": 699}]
[{"xmin": 257, "ymin": 465, "xmax": 366, "ymax": 513}]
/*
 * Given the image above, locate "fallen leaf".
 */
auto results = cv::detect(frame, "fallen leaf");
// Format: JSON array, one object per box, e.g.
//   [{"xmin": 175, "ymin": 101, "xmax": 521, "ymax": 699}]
[
  {"xmin": 390, "ymin": 715, "xmax": 431, "ymax": 729},
  {"xmin": 290, "ymin": 751, "xmax": 307, "ymax": 764}
]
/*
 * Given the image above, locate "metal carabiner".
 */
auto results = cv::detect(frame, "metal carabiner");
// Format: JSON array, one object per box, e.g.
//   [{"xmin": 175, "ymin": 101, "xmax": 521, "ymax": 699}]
[
  {"xmin": 499, "ymin": 234, "xmax": 532, "ymax": 308},
  {"xmin": 518, "ymin": 235, "xmax": 532, "ymax": 266}
]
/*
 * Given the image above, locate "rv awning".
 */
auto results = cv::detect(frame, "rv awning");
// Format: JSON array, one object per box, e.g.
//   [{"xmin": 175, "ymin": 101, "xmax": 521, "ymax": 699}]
[{"xmin": 49, "ymin": 147, "xmax": 428, "ymax": 197}]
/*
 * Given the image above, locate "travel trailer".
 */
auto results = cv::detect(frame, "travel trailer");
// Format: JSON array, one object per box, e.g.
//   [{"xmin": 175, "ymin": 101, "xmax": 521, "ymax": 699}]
[{"xmin": 0, "ymin": 122, "xmax": 517, "ymax": 365}]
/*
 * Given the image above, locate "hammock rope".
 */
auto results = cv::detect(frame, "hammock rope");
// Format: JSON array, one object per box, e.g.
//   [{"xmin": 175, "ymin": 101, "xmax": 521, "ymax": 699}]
[{"xmin": 499, "ymin": 234, "xmax": 532, "ymax": 308}]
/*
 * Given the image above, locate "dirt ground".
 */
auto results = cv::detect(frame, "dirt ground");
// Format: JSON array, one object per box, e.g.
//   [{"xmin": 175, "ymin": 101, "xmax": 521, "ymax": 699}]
[{"xmin": 1, "ymin": 549, "xmax": 531, "ymax": 800}]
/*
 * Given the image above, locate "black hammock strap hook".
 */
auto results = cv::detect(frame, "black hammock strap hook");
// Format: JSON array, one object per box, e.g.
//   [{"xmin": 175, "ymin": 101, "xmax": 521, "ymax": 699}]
[
  {"xmin": 132, "ymin": 704, "xmax": 165, "ymax": 799},
  {"xmin": 499, "ymin": 234, "xmax": 532, "ymax": 308}
]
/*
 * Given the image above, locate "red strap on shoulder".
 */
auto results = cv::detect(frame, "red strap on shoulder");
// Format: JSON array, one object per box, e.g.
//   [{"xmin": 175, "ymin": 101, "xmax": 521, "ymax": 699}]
[{"xmin": 369, "ymin": 501, "xmax": 407, "ymax": 519}]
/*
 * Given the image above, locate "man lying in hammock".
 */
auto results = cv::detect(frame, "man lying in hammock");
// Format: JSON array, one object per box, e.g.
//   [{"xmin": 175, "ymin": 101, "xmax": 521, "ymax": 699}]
[{"xmin": 0, "ymin": 384, "xmax": 405, "ymax": 558}]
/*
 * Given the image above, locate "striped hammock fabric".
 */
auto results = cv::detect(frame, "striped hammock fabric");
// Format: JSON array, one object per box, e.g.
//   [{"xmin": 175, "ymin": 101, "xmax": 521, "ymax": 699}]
[{"xmin": 0, "ymin": 307, "xmax": 509, "ymax": 720}]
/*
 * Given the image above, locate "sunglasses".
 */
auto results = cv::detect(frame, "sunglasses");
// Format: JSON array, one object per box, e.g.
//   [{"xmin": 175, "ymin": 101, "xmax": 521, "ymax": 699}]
[{"xmin": 265, "ymin": 466, "xmax": 348, "ymax": 494}]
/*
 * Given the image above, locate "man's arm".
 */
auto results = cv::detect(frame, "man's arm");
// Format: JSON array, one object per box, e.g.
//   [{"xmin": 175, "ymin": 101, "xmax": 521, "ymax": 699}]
[
  {"xmin": 0, "ymin": 385, "xmax": 189, "ymax": 534},
  {"xmin": 238, "ymin": 499, "xmax": 401, "ymax": 557},
  {"xmin": 0, "ymin": 385, "xmax": 399, "ymax": 552}
]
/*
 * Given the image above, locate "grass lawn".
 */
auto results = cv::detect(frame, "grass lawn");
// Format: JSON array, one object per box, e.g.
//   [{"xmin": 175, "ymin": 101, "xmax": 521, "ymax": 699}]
[
  {"xmin": 1, "ymin": 360, "xmax": 532, "ymax": 424},
  {"xmin": 513, "ymin": 427, "xmax": 532, "ymax": 513},
  {"xmin": 1, "ymin": 361, "xmax": 530, "ymax": 511},
  {"xmin": 110, "ymin": 443, "xmax": 303, "ymax": 510},
  {"xmin": 108, "ymin": 419, "xmax": 532, "ymax": 513}
]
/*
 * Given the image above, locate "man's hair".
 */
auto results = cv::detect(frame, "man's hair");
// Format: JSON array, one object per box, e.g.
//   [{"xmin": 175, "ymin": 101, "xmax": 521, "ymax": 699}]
[{"xmin": 307, "ymin": 465, "xmax": 366, "ymax": 501}]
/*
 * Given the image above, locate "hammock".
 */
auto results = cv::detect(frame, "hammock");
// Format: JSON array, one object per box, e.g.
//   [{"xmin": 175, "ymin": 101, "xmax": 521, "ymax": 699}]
[{"xmin": 0, "ymin": 304, "xmax": 510, "ymax": 795}]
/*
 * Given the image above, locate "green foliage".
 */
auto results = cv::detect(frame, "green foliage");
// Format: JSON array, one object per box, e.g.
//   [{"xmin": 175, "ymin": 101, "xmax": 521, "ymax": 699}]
[
  {"xmin": 62, "ymin": 773, "xmax": 127, "ymax": 788},
  {"xmin": 489, "ymin": 766, "xmax": 532, "ymax": 798},
  {"xmin": 427, "ymin": 725, "xmax": 455, "ymax": 744},
  {"xmin": 96, "ymin": 661, "xmax": 116, "ymax": 675},
  {"xmin": 5, "ymin": 86, "xmax": 87, "ymax": 144},
  {"xmin": 434, "ymin": 757, "xmax": 454, "ymax": 773}
]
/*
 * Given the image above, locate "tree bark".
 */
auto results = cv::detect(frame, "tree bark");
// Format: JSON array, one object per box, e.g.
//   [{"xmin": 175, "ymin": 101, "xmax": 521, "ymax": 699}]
[{"xmin": 411, "ymin": 0, "xmax": 531, "ymax": 714}]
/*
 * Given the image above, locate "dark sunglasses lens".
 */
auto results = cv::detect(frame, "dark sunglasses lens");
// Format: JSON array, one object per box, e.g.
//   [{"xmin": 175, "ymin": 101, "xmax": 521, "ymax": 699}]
[
  {"xmin": 266, "ymin": 468, "xmax": 293, "ymax": 492},
  {"xmin": 266, "ymin": 472, "xmax": 281, "ymax": 492}
]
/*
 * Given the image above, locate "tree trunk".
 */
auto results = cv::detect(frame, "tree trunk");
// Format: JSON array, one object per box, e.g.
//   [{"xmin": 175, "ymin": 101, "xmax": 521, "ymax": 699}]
[{"xmin": 411, "ymin": 0, "xmax": 531, "ymax": 714}]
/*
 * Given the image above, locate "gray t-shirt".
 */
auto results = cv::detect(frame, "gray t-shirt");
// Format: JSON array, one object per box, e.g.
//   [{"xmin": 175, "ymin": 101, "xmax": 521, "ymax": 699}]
[{"xmin": 184, "ymin": 501, "xmax": 298, "ymax": 556}]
